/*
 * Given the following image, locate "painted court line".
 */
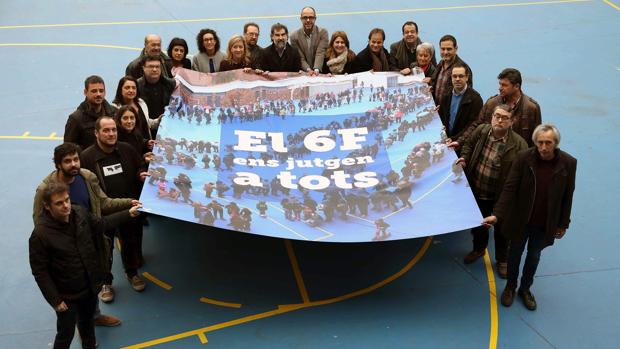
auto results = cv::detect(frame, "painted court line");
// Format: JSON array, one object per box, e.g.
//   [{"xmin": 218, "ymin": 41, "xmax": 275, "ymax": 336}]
[
  {"xmin": 284, "ymin": 239, "xmax": 311, "ymax": 303},
  {"xmin": 0, "ymin": 43, "xmax": 141, "ymax": 51},
  {"xmin": 483, "ymin": 250, "xmax": 499, "ymax": 349},
  {"xmin": 142, "ymin": 272, "xmax": 173, "ymax": 291},
  {"xmin": 603, "ymin": 0, "xmax": 620, "ymax": 9},
  {"xmin": 120, "ymin": 237, "xmax": 433, "ymax": 349},
  {"xmin": 199, "ymin": 297, "xmax": 242, "ymax": 309},
  {"xmin": 0, "ymin": 0, "xmax": 591, "ymax": 29}
]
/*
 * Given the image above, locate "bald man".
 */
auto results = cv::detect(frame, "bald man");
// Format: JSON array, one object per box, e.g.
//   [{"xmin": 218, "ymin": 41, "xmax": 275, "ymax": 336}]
[{"xmin": 125, "ymin": 34, "xmax": 173, "ymax": 79}]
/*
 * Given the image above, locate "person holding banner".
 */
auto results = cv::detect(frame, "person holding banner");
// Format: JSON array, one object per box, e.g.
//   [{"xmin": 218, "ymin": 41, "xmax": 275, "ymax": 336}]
[
  {"xmin": 456, "ymin": 104, "xmax": 528, "ymax": 278},
  {"xmin": 352, "ymin": 28, "xmax": 397, "ymax": 73},
  {"xmin": 321, "ymin": 31, "xmax": 356, "ymax": 75},
  {"xmin": 483, "ymin": 124, "xmax": 576, "ymax": 311},
  {"xmin": 219, "ymin": 35, "xmax": 255, "ymax": 72},
  {"xmin": 192, "ymin": 28, "xmax": 225, "ymax": 73},
  {"xmin": 290, "ymin": 6, "xmax": 329, "ymax": 75},
  {"xmin": 260, "ymin": 23, "xmax": 302, "ymax": 73}
]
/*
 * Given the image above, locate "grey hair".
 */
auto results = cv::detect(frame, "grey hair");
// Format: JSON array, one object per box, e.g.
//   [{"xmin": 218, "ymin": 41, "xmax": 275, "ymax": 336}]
[
  {"xmin": 532, "ymin": 123, "xmax": 561, "ymax": 145},
  {"xmin": 416, "ymin": 42, "xmax": 435, "ymax": 58}
]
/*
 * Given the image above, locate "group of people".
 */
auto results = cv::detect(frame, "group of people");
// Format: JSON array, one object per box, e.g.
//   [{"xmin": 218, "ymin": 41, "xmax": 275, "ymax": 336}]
[{"xmin": 28, "ymin": 5, "xmax": 577, "ymax": 349}]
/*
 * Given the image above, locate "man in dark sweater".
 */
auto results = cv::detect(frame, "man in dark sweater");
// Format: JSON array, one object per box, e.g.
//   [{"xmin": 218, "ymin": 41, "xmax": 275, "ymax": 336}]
[
  {"xmin": 137, "ymin": 55, "xmax": 176, "ymax": 136},
  {"xmin": 483, "ymin": 124, "xmax": 577, "ymax": 311},
  {"xmin": 29, "ymin": 181, "xmax": 140, "ymax": 349},
  {"xmin": 260, "ymin": 23, "xmax": 302, "ymax": 73},
  {"xmin": 64, "ymin": 75, "xmax": 117, "ymax": 149},
  {"xmin": 81, "ymin": 116, "xmax": 149, "ymax": 294}
]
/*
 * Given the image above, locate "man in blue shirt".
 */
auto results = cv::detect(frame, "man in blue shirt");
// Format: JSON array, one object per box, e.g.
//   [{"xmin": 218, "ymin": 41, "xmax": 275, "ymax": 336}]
[{"xmin": 438, "ymin": 63, "xmax": 482, "ymax": 155}]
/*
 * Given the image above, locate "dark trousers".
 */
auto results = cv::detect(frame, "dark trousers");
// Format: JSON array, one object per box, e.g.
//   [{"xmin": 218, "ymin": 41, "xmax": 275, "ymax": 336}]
[
  {"xmin": 54, "ymin": 293, "xmax": 97, "ymax": 349},
  {"xmin": 471, "ymin": 198, "xmax": 508, "ymax": 262},
  {"xmin": 103, "ymin": 230, "xmax": 115, "ymax": 285},
  {"xmin": 506, "ymin": 226, "xmax": 547, "ymax": 290},
  {"xmin": 117, "ymin": 217, "xmax": 142, "ymax": 277}
]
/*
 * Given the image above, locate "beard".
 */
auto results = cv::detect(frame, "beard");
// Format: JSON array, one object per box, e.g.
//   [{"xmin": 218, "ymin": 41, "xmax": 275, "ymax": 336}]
[{"xmin": 61, "ymin": 167, "xmax": 79, "ymax": 178}]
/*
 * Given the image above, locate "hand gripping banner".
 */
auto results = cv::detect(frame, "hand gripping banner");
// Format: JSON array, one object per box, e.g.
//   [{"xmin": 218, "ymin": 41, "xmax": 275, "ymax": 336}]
[{"xmin": 139, "ymin": 69, "xmax": 482, "ymax": 242}]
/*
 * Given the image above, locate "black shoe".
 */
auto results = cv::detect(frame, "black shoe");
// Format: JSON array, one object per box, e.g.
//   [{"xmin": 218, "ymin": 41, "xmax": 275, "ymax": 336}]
[
  {"xmin": 463, "ymin": 250, "xmax": 485, "ymax": 264},
  {"xmin": 518, "ymin": 288, "xmax": 537, "ymax": 311},
  {"xmin": 500, "ymin": 286, "xmax": 515, "ymax": 307}
]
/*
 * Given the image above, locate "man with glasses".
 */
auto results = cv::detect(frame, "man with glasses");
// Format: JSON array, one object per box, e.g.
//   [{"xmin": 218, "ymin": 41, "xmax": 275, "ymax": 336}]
[
  {"xmin": 461, "ymin": 68, "xmax": 541, "ymax": 147},
  {"xmin": 137, "ymin": 55, "xmax": 176, "ymax": 136},
  {"xmin": 243, "ymin": 22, "xmax": 263, "ymax": 69},
  {"xmin": 126, "ymin": 34, "xmax": 172, "ymax": 79},
  {"xmin": 439, "ymin": 63, "xmax": 482, "ymax": 154},
  {"xmin": 290, "ymin": 6, "xmax": 328, "ymax": 75},
  {"xmin": 455, "ymin": 105, "xmax": 528, "ymax": 278}
]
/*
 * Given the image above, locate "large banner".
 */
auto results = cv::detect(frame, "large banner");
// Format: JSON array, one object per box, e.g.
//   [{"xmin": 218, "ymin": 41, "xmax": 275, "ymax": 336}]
[{"xmin": 139, "ymin": 69, "xmax": 482, "ymax": 242}]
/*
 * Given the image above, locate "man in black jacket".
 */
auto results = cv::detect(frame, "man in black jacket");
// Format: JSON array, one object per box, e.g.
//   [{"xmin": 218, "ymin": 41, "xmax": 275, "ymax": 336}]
[
  {"xmin": 64, "ymin": 75, "xmax": 117, "ymax": 149},
  {"xmin": 260, "ymin": 23, "xmax": 302, "ymax": 73},
  {"xmin": 137, "ymin": 55, "xmax": 176, "ymax": 136},
  {"xmin": 29, "ymin": 181, "xmax": 140, "ymax": 349},
  {"xmin": 81, "ymin": 116, "xmax": 149, "ymax": 293},
  {"xmin": 126, "ymin": 34, "xmax": 173, "ymax": 79},
  {"xmin": 439, "ymin": 63, "xmax": 483, "ymax": 153}
]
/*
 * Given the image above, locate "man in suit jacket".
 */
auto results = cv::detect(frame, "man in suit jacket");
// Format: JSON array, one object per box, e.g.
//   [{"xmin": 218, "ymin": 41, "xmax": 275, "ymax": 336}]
[
  {"xmin": 439, "ymin": 63, "xmax": 483, "ymax": 153},
  {"xmin": 289, "ymin": 6, "xmax": 328, "ymax": 75}
]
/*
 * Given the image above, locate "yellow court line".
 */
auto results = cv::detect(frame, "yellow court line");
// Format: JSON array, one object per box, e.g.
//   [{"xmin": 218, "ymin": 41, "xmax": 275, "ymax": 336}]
[
  {"xmin": 142, "ymin": 272, "xmax": 173, "ymax": 291},
  {"xmin": 483, "ymin": 250, "xmax": 499, "ymax": 349},
  {"xmin": 22, "ymin": 131, "xmax": 30, "ymax": 136},
  {"xmin": 0, "ymin": 0, "xmax": 591, "ymax": 30},
  {"xmin": 0, "ymin": 43, "xmax": 141, "ymax": 51},
  {"xmin": 121, "ymin": 237, "xmax": 432, "ymax": 349},
  {"xmin": 603, "ymin": 0, "xmax": 620, "ymax": 9},
  {"xmin": 284, "ymin": 239, "xmax": 311, "ymax": 303},
  {"xmin": 199, "ymin": 297, "xmax": 242, "ymax": 309},
  {"xmin": 197, "ymin": 333, "xmax": 208, "ymax": 344}
]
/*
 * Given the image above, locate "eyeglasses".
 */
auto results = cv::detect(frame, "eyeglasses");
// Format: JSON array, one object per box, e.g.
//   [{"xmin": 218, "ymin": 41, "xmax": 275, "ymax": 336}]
[
  {"xmin": 301, "ymin": 16, "xmax": 316, "ymax": 21},
  {"xmin": 492, "ymin": 113, "xmax": 511, "ymax": 121}
]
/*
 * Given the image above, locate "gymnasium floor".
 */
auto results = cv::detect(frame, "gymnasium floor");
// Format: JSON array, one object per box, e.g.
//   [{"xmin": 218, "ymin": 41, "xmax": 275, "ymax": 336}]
[{"xmin": 1, "ymin": 1, "xmax": 619, "ymax": 348}]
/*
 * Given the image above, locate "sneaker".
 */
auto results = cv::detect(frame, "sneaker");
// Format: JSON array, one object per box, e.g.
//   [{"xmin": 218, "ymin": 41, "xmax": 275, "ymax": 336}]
[
  {"xmin": 463, "ymin": 250, "xmax": 485, "ymax": 264},
  {"xmin": 500, "ymin": 286, "xmax": 515, "ymax": 307},
  {"xmin": 518, "ymin": 288, "xmax": 537, "ymax": 311},
  {"xmin": 99, "ymin": 285, "xmax": 114, "ymax": 303},
  {"xmin": 496, "ymin": 262, "xmax": 507, "ymax": 279},
  {"xmin": 94, "ymin": 314, "xmax": 122, "ymax": 327},
  {"xmin": 128, "ymin": 274, "xmax": 146, "ymax": 292}
]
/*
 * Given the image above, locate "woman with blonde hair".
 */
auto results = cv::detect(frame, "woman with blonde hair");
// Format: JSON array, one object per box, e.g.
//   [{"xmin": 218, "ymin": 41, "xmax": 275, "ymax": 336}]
[
  {"xmin": 219, "ymin": 35, "xmax": 254, "ymax": 72},
  {"xmin": 322, "ymin": 31, "xmax": 356, "ymax": 75}
]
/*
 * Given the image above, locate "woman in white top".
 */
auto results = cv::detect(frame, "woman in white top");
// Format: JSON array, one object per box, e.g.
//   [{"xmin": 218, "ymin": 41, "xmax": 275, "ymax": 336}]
[
  {"xmin": 112, "ymin": 76, "xmax": 158, "ymax": 139},
  {"xmin": 192, "ymin": 28, "xmax": 225, "ymax": 73}
]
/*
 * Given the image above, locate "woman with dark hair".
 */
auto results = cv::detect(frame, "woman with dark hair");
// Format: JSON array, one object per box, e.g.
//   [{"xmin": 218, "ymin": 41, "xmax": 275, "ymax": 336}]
[
  {"xmin": 219, "ymin": 35, "xmax": 254, "ymax": 72},
  {"xmin": 191, "ymin": 28, "xmax": 225, "ymax": 73},
  {"xmin": 352, "ymin": 28, "xmax": 396, "ymax": 73},
  {"xmin": 167, "ymin": 37, "xmax": 191, "ymax": 70},
  {"xmin": 113, "ymin": 106, "xmax": 154, "ymax": 160},
  {"xmin": 112, "ymin": 76, "xmax": 156, "ymax": 139},
  {"xmin": 322, "ymin": 31, "xmax": 356, "ymax": 75}
]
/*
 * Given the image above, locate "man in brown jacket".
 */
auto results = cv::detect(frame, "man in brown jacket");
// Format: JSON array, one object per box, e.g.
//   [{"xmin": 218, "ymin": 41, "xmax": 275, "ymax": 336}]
[
  {"xmin": 483, "ymin": 124, "xmax": 577, "ymax": 311},
  {"xmin": 457, "ymin": 68, "xmax": 541, "ymax": 148}
]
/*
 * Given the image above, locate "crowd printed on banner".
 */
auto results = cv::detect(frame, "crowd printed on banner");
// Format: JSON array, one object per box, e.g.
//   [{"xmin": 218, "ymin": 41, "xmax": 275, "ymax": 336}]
[{"xmin": 139, "ymin": 69, "xmax": 482, "ymax": 242}]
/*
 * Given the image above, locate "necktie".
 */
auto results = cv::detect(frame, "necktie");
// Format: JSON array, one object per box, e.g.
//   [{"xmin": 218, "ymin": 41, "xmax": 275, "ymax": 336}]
[{"xmin": 209, "ymin": 58, "xmax": 215, "ymax": 73}]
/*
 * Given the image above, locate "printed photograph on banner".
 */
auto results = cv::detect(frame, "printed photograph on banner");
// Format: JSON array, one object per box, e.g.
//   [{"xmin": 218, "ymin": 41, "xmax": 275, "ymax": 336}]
[{"xmin": 139, "ymin": 69, "xmax": 482, "ymax": 242}]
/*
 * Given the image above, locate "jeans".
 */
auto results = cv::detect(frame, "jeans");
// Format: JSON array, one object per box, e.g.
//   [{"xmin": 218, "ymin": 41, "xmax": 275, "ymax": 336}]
[
  {"xmin": 54, "ymin": 292, "xmax": 97, "ymax": 349},
  {"xmin": 471, "ymin": 198, "xmax": 508, "ymax": 262},
  {"xmin": 506, "ymin": 225, "xmax": 547, "ymax": 290}
]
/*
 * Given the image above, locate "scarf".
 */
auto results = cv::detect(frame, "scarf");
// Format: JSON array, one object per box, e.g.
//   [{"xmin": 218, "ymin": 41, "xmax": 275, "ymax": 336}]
[
  {"xmin": 370, "ymin": 49, "xmax": 389, "ymax": 72},
  {"xmin": 326, "ymin": 50, "xmax": 348, "ymax": 74}
]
